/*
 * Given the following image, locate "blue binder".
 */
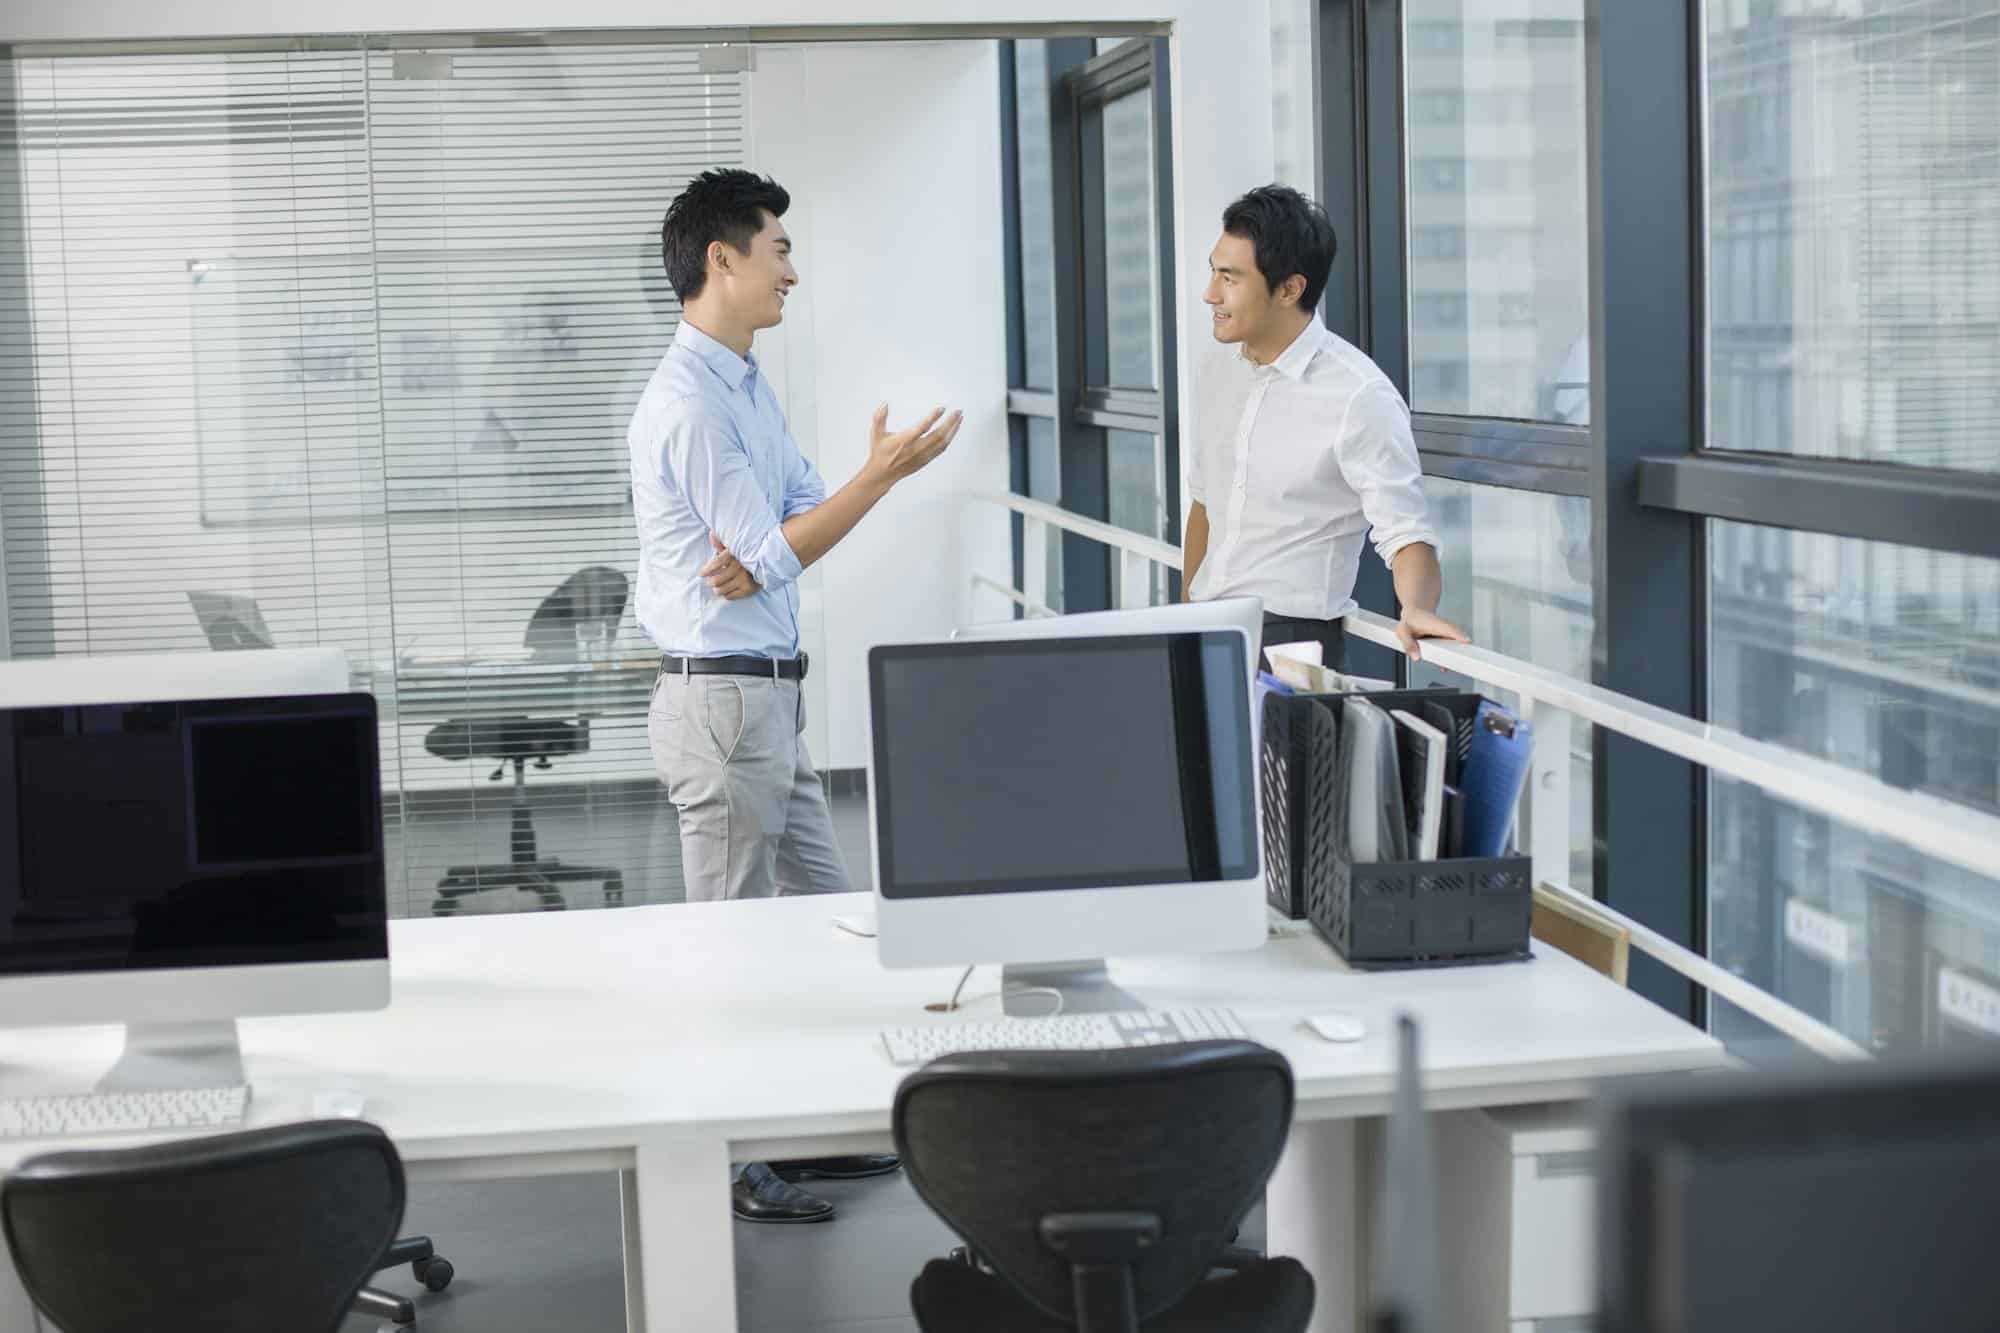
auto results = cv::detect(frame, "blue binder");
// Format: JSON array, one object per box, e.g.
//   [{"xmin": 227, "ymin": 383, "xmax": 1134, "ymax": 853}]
[{"xmin": 1461, "ymin": 700, "xmax": 1533, "ymax": 859}]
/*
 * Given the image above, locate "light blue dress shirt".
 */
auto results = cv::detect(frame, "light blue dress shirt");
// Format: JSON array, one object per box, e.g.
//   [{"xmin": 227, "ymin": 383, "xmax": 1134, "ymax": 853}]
[{"xmin": 627, "ymin": 321, "xmax": 828, "ymax": 659}]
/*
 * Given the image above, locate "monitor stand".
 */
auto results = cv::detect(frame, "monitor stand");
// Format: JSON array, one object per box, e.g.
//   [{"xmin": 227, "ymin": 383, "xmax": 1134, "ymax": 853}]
[
  {"xmin": 1001, "ymin": 960, "xmax": 1143, "ymax": 1017},
  {"xmin": 97, "ymin": 1021, "xmax": 246, "ymax": 1093}
]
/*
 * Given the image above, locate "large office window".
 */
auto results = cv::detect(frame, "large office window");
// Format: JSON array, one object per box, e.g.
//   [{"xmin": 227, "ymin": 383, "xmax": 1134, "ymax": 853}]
[
  {"xmin": 1709, "ymin": 524, "xmax": 2000, "ymax": 1052},
  {"xmin": 1706, "ymin": 0, "xmax": 2000, "ymax": 468},
  {"xmin": 1, "ymin": 41, "xmax": 748, "ymax": 917},
  {"xmin": 1403, "ymin": 0, "xmax": 1590, "ymax": 424},
  {"xmin": 1000, "ymin": 36, "xmax": 1177, "ymax": 614},
  {"xmin": 1359, "ymin": 0, "xmax": 1598, "ymax": 889},
  {"xmin": 1417, "ymin": 477, "xmax": 1594, "ymax": 893},
  {"xmin": 1700, "ymin": 2, "xmax": 2000, "ymax": 1053}
]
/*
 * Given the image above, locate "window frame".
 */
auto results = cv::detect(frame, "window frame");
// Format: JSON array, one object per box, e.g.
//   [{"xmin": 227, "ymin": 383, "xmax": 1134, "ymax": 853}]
[
  {"xmin": 1000, "ymin": 35, "xmax": 1180, "ymax": 613},
  {"xmin": 1323, "ymin": 0, "xmax": 2000, "ymax": 1027}
]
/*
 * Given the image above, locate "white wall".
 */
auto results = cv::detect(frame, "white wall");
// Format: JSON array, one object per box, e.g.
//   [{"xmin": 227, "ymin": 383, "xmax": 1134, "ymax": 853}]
[{"xmin": 747, "ymin": 42, "xmax": 1010, "ymax": 769}]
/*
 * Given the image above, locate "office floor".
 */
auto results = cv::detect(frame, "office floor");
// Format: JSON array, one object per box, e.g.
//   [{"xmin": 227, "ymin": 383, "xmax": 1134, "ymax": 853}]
[
  {"xmin": 338, "ymin": 1169, "xmax": 948, "ymax": 1333},
  {"xmin": 341, "ymin": 1152, "xmax": 1264, "ymax": 1333}
]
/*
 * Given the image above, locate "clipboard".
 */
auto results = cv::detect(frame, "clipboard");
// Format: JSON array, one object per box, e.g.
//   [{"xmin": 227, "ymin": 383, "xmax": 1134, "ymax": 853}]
[{"xmin": 1461, "ymin": 699, "xmax": 1533, "ymax": 859}]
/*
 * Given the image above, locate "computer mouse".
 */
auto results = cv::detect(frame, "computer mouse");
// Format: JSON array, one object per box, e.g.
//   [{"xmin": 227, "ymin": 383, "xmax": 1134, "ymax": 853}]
[
  {"xmin": 1304, "ymin": 1012, "xmax": 1366, "ymax": 1043},
  {"xmin": 312, "ymin": 1089, "xmax": 369, "ymax": 1119}
]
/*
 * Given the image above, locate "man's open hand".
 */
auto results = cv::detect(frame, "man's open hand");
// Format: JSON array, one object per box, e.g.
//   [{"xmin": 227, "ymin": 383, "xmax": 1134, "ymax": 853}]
[
  {"xmin": 865, "ymin": 403, "xmax": 963, "ymax": 484},
  {"xmin": 1395, "ymin": 607, "xmax": 1469, "ymax": 662}
]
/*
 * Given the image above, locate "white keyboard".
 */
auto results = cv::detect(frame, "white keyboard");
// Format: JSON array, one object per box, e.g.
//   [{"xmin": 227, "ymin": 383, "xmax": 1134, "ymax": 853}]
[
  {"xmin": 881, "ymin": 1008, "xmax": 1250, "ymax": 1067},
  {"xmin": 0, "ymin": 1085, "xmax": 251, "ymax": 1141}
]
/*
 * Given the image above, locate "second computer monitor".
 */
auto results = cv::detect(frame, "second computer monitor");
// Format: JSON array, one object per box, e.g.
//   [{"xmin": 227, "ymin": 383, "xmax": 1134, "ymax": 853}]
[{"xmin": 867, "ymin": 624, "xmax": 1265, "ymax": 975}]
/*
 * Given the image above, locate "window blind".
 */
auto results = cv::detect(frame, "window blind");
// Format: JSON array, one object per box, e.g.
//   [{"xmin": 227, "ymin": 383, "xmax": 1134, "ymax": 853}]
[{"xmin": 1, "ymin": 41, "xmax": 747, "ymax": 916}]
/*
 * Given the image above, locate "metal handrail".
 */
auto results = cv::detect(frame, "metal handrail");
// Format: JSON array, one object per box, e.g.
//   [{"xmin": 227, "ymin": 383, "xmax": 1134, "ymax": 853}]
[
  {"xmin": 969, "ymin": 490, "xmax": 2000, "ymax": 1062},
  {"xmin": 973, "ymin": 490, "xmax": 2000, "ymax": 886}
]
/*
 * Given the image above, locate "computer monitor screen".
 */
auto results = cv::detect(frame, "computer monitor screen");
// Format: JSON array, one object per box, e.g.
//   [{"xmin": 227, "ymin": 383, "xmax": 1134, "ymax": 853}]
[
  {"xmin": 1598, "ymin": 1056, "xmax": 2000, "ymax": 1333},
  {"xmin": 869, "ymin": 631, "xmax": 1256, "ymax": 899},
  {"xmin": 0, "ymin": 692, "xmax": 387, "ymax": 978}
]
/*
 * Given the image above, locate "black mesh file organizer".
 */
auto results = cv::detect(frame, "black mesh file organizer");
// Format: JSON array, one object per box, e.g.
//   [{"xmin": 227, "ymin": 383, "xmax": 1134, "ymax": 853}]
[{"xmin": 1259, "ymin": 687, "xmax": 1533, "ymax": 968}]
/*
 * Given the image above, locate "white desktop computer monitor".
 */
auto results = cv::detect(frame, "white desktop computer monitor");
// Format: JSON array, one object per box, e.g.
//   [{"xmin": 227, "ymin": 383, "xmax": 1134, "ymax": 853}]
[
  {"xmin": 0, "ymin": 648, "xmax": 386, "ymax": 1090},
  {"xmin": 866, "ymin": 618, "xmax": 1266, "ymax": 1013}
]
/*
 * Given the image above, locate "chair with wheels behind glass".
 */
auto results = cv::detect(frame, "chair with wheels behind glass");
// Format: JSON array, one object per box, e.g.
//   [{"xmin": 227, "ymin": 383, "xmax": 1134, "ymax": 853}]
[
  {"xmin": 1, "ymin": 1119, "xmax": 452, "ymax": 1332},
  {"xmin": 187, "ymin": 590, "xmax": 277, "ymax": 651},
  {"xmin": 893, "ymin": 1040, "xmax": 1315, "ymax": 1333},
  {"xmin": 425, "ymin": 565, "xmax": 631, "ymax": 916}
]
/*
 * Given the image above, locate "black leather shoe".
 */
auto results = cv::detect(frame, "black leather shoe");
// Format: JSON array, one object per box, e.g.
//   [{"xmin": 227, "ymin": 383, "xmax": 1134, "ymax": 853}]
[
  {"xmin": 772, "ymin": 1153, "xmax": 901, "ymax": 1182},
  {"xmin": 733, "ymin": 1162, "xmax": 835, "ymax": 1223}
]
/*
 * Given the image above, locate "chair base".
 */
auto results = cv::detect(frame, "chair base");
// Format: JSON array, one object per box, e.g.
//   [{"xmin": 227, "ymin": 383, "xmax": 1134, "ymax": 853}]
[
  {"xmin": 353, "ymin": 1285, "xmax": 416, "ymax": 1326},
  {"xmin": 431, "ymin": 861, "xmax": 625, "ymax": 915},
  {"xmin": 352, "ymin": 1235, "xmax": 454, "ymax": 1326}
]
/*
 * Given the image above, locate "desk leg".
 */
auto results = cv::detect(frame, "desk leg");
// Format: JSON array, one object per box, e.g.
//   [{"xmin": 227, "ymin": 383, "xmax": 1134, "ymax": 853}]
[
  {"xmin": 626, "ymin": 1136, "xmax": 737, "ymax": 1333},
  {"xmin": 1265, "ymin": 1117, "xmax": 1362, "ymax": 1333},
  {"xmin": 619, "ymin": 1168, "xmax": 646, "ymax": 1333}
]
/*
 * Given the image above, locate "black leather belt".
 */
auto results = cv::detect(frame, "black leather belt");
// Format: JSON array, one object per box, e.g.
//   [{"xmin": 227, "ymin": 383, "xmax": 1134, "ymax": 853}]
[{"xmin": 657, "ymin": 653, "xmax": 809, "ymax": 681}]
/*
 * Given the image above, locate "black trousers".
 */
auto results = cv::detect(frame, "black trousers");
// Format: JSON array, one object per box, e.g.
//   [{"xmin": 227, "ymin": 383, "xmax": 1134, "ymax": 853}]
[{"xmin": 1258, "ymin": 614, "xmax": 1348, "ymax": 674}]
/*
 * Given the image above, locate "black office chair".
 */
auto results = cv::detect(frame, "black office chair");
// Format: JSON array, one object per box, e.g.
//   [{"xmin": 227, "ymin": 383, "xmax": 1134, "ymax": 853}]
[
  {"xmin": 0, "ymin": 1119, "xmax": 444, "ymax": 1332},
  {"xmin": 186, "ymin": 589, "xmax": 277, "ymax": 650},
  {"xmin": 426, "ymin": 565, "xmax": 630, "ymax": 915},
  {"xmin": 893, "ymin": 1040, "xmax": 1315, "ymax": 1333}
]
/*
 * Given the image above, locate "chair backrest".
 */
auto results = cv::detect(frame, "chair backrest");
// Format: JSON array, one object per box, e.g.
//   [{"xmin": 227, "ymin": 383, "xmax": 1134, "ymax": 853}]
[
  {"xmin": 186, "ymin": 590, "xmax": 277, "ymax": 651},
  {"xmin": 894, "ymin": 1040, "xmax": 1295, "ymax": 1327},
  {"xmin": 2, "ymin": 1120, "xmax": 405, "ymax": 1333},
  {"xmin": 525, "ymin": 565, "xmax": 630, "ymax": 658}
]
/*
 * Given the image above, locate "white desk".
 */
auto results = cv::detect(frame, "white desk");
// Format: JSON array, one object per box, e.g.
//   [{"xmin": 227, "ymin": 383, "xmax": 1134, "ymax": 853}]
[{"xmin": 0, "ymin": 894, "xmax": 1723, "ymax": 1333}]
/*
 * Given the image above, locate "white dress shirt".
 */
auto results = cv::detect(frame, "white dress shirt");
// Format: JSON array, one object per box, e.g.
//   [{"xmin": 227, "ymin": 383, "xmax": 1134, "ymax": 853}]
[{"xmin": 1187, "ymin": 319, "xmax": 1438, "ymax": 620}]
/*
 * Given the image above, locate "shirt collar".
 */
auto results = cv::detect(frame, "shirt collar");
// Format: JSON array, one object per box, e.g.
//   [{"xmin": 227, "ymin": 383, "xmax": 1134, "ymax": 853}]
[
  {"xmin": 674, "ymin": 319, "xmax": 759, "ymax": 394},
  {"xmin": 1240, "ymin": 318, "xmax": 1324, "ymax": 382}
]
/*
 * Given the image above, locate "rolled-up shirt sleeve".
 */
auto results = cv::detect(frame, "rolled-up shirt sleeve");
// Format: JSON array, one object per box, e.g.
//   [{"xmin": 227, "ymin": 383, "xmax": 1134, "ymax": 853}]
[
  {"xmin": 659, "ymin": 397, "xmax": 805, "ymax": 591},
  {"xmin": 1337, "ymin": 382, "xmax": 1439, "ymax": 569},
  {"xmin": 780, "ymin": 426, "xmax": 828, "ymax": 520}
]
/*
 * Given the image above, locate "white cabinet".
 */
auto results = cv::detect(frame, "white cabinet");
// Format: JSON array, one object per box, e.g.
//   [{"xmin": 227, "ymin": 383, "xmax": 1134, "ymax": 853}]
[{"xmin": 1436, "ymin": 1103, "xmax": 1597, "ymax": 1333}]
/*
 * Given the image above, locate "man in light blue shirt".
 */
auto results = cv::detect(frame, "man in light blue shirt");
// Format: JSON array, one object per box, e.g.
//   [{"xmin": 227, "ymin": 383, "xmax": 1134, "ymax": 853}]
[
  {"xmin": 629, "ymin": 167, "xmax": 961, "ymax": 1223},
  {"xmin": 631, "ymin": 167, "xmax": 959, "ymax": 905}
]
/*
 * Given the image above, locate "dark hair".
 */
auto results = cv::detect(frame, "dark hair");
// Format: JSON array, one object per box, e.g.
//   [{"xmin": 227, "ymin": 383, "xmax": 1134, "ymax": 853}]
[
  {"xmin": 1221, "ymin": 185, "xmax": 1338, "ymax": 312},
  {"xmin": 660, "ymin": 169, "xmax": 791, "ymax": 302}
]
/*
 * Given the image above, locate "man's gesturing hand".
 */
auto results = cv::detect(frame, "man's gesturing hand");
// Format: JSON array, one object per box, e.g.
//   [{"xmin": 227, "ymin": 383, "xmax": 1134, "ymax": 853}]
[
  {"xmin": 701, "ymin": 534, "xmax": 761, "ymax": 601},
  {"xmin": 865, "ymin": 403, "xmax": 963, "ymax": 485}
]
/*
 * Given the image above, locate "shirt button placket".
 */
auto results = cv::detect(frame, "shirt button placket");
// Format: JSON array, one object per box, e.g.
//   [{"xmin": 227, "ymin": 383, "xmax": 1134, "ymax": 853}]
[{"xmin": 1215, "ymin": 382, "xmax": 1263, "ymax": 589}]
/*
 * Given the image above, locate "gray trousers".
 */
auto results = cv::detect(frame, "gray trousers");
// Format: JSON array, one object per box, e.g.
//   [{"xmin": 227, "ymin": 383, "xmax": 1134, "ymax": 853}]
[{"xmin": 648, "ymin": 669, "xmax": 851, "ymax": 902}]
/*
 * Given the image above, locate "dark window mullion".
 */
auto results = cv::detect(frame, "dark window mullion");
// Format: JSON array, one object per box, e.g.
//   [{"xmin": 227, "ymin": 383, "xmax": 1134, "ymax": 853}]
[
  {"xmin": 1314, "ymin": 0, "xmax": 1408, "ymax": 684},
  {"xmin": 1049, "ymin": 37, "xmax": 1108, "ymax": 612},
  {"xmin": 999, "ymin": 41, "xmax": 1028, "ymax": 610}
]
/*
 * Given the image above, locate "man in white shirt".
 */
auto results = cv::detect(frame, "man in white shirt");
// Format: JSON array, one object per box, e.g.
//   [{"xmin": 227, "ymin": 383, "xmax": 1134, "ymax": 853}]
[{"xmin": 1185, "ymin": 185, "xmax": 1467, "ymax": 666}]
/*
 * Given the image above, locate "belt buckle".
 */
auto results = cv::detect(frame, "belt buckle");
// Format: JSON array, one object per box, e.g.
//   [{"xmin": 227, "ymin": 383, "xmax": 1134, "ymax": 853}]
[{"xmin": 798, "ymin": 651, "xmax": 810, "ymax": 681}]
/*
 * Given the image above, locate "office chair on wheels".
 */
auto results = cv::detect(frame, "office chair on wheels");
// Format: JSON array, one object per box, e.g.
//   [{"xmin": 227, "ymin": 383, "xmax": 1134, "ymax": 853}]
[
  {"xmin": 426, "ymin": 565, "xmax": 630, "ymax": 916},
  {"xmin": 893, "ymin": 1040, "xmax": 1315, "ymax": 1333},
  {"xmin": 0, "ymin": 1119, "xmax": 453, "ymax": 1331}
]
